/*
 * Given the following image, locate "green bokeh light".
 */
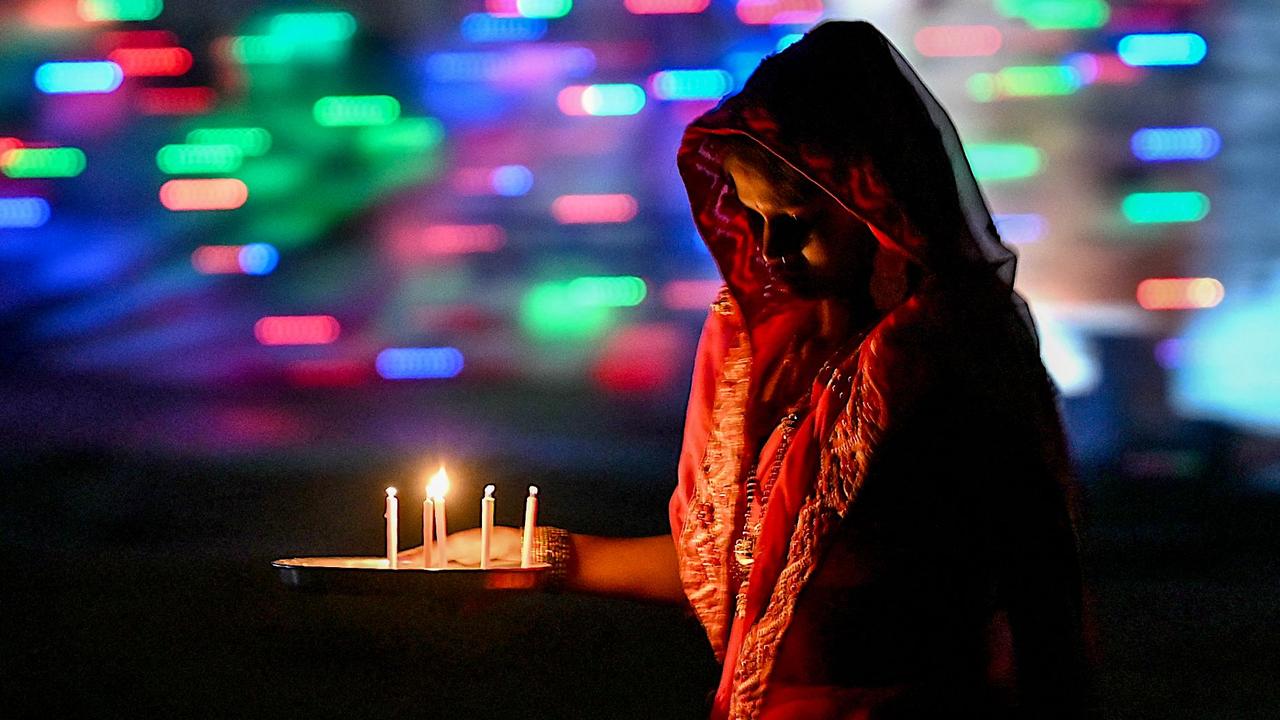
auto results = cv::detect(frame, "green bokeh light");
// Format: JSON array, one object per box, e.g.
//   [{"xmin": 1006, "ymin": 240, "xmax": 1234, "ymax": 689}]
[
  {"xmin": 1122, "ymin": 192, "xmax": 1210, "ymax": 224},
  {"xmin": 78, "ymin": 0, "xmax": 163, "ymax": 22},
  {"xmin": 516, "ymin": 0, "xmax": 573, "ymax": 19},
  {"xmin": 965, "ymin": 143, "xmax": 1043, "ymax": 181},
  {"xmin": 268, "ymin": 12, "xmax": 357, "ymax": 42},
  {"xmin": 156, "ymin": 143, "xmax": 244, "ymax": 174},
  {"xmin": 187, "ymin": 127, "xmax": 272, "ymax": 156},
  {"xmin": 314, "ymin": 95, "xmax": 402, "ymax": 127},
  {"xmin": 998, "ymin": 65, "xmax": 1082, "ymax": 97},
  {"xmin": 567, "ymin": 276, "xmax": 647, "ymax": 307},
  {"xmin": 520, "ymin": 282, "xmax": 614, "ymax": 341},
  {"xmin": 995, "ymin": 0, "xmax": 1110, "ymax": 31},
  {"xmin": 2, "ymin": 148, "xmax": 86, "ymax": 178}
]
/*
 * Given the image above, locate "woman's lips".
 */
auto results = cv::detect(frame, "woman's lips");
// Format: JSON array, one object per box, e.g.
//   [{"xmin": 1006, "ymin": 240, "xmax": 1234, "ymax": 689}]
[{"xmin": 766, "ymin": 257, "xmax": 808, "ymax": 283}]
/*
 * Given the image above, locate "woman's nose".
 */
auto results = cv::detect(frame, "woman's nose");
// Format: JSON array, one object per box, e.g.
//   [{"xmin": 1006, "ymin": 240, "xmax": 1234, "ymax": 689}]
[{"xmin": 761, "ymin": 216, "xmax": 803, "ymax": 263}]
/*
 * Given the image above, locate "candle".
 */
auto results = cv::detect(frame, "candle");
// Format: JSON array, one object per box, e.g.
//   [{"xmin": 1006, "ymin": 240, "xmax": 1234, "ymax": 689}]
[
  {"xmin": 385, "ymin": 487, "xmax": 399, "ymax": 569},
  {"xmin": 422, "ymin": 494, "xmax": 434, "ymax": 570},
  {"xmin": 480, "ymin": 484, "xmax": 495, "ymax": 570},
  {"xmin": 427, "ymin": 466, "xmax": 450, "ymax": 568},
  {"xmin": 520, "ymin": 485, "xmax": 538, "ymax": 568}
]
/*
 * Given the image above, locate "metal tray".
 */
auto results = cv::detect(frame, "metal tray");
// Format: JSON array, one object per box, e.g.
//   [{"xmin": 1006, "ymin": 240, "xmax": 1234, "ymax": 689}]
[{"xmin": 272, "ymin": 557, "xmax": 550, "ymax": 595}]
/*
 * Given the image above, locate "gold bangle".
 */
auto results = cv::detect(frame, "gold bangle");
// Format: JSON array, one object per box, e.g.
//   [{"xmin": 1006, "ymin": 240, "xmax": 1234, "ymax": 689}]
[{"xmin": 533, "ymin": 526, "xmax": 572, "ymax": 591}]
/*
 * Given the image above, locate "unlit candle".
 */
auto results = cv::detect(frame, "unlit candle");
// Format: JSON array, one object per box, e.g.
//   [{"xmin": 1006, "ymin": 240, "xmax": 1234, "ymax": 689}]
[
  {"xmin": 520, "ymin": 485, "xmax": 538, "ymax": 568},
  {"xmin": 480, "ymin": 484, "xmax": 495, "ymax": 570},
  {"xmin": 385, "ymin": 487, "xmax": 399, "ymax": 569}
]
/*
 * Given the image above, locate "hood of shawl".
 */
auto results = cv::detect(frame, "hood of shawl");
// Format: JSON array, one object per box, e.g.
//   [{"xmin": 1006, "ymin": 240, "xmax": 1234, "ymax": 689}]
[{"xmin": 677, "ymin": 20, "xmax": 999, "ymax": 328}]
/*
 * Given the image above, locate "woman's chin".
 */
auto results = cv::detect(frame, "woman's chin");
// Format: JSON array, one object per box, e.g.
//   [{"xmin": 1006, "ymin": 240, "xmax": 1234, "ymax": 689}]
[{"xmin": 776, "ymin": 272, "xmax": 835, "ymax": 300}]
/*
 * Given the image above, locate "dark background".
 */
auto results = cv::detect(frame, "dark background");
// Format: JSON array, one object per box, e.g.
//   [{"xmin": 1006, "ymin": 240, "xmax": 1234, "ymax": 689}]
[{"xmin": 3, "ymin": 1, "xmax": 1279, "ymax": 718}]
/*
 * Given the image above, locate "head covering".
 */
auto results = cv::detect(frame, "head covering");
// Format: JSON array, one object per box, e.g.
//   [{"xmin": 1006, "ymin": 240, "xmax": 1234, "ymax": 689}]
[{"xmin": 677, "ymin": 19, "xmax": 1036, "ymax": 344}]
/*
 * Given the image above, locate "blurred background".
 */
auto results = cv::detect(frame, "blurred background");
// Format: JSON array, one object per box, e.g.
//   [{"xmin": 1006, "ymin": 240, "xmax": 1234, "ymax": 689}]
[{"xmin": 2, "ymin": 0, "xmax": 1277, "ymax": 718}]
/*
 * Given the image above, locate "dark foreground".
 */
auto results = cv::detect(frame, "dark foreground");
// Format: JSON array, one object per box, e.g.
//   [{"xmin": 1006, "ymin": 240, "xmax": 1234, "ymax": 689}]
[{"xmin": 3, "ymin": 451, "xmax": 1278, "ymax": 719}]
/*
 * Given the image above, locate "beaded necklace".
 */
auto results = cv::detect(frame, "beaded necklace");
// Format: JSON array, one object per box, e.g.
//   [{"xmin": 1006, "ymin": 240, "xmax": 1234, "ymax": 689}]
[{"xmin": 730, "ymin": 331, "xmax": 865, "ymax": 618}]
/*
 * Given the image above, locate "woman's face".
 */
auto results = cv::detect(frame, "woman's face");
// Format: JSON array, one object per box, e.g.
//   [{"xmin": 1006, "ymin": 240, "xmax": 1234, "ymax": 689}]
[{"xmin": 725, "ymin": 153, "xmax": 877, "ymax": 300}]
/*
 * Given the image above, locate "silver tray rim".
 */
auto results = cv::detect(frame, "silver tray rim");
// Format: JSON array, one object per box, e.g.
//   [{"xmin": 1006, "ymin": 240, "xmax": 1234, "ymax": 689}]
[{"xmin": 272, "ymin": 556, "xmax": 551, "ymax": 594}]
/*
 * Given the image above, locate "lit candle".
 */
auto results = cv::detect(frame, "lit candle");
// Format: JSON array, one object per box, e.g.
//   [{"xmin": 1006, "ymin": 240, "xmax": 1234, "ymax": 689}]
[
  {"xmin": 385, "ymin": 487, "xmax": 399, "ymax": 569},
  {"xmin": 480, "ymin": 484, "xmax": 495, "ymax": 570},
  {"xmin": 427, "ymin": 466, "xmax": 450, "ymax": 568},
  {"xmin": 520, "ymin": 485, "xmax": 538, "ymax": 568},
  {"xmin": 422, "ymin": 490, "xmax": 435, "ymax": 570}
]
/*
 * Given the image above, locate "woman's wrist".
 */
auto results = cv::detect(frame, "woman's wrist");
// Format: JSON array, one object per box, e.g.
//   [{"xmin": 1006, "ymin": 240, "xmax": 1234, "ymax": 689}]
[{"xmin": 532, "ymin": 526, "xmax": 574, "ymax": 592}]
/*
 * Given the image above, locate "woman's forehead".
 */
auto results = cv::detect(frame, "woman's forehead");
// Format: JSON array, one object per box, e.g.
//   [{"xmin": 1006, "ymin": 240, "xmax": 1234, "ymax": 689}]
[{"xmin": 725, "ymin": 155, "xmax": 813, "ymax": 210}]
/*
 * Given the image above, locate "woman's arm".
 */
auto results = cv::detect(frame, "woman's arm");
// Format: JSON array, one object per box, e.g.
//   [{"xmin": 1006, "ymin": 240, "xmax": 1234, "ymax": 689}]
[{"xmin": 564, "ymin": 533, "xmax": 685, "ymax": 603}]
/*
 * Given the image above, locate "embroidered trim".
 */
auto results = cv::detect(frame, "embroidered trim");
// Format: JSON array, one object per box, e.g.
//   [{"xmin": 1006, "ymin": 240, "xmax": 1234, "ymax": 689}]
[{"xmin": 678, "ymin": 291, "xmax": 750, "ymax": 661}]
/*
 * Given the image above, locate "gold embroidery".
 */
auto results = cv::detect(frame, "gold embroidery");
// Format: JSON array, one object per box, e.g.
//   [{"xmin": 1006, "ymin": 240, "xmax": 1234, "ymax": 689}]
[
  {"xmin": 677, "ymin": 292, "xmax": 750, "ymax": 661},
  {"xmin": 712, "ymin": 285, "xmax": 734, "ymax": 316}
]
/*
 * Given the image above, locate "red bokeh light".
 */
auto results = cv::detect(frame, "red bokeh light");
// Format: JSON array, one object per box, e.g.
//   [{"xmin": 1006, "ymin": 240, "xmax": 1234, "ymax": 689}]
[
  {"xmin": 625, "ymin": 0, "xmax": 710, "ymax": 13},
  {"xmin": 1136, "ymin": 277, "xmax": 1225, "ymax": 310},
  {"xmin": 550, "ymin": 194, "xmax": 638, "ymax": 224},
  {"xmin": 160, "ymin": 179, "xmax": 248, "ymax": 211},
  {"xmin": 254, "ymin": 315, "xmax": 341, "ymax": 346},
  {"xmin": 109, "ymin": 47, "xmax": 193, "ymax": 77},
  {"xmin": 913, "ymin": 25, "xmax": 1003, "ymax": 57}
]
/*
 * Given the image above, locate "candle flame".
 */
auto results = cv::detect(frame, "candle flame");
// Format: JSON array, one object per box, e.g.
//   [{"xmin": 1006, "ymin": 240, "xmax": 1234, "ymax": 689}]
[
  {"xmin": 528, "ymin": 485, "xmax": 538, "ymax": 497},
  {"xmin": 386, "ymin": 486, "xmax": 397, "ymax": 498},
  {"xmin": 484, "ymin": 484, "xmax": 495, "ymax": 498},
  {"xmin": 427, "ymin": 466, "xmax": 450, "ymax": 500}
]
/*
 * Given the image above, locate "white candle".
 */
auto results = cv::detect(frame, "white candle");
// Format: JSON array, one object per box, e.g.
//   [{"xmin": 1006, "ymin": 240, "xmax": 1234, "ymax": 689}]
[
  {"xmin": 480, "ymin": 484, "xmax": 495, "ymax": 570},
  {"xmin": 427, "ymin": 466, "xmax": 450, "ymax": 568},
  {"xmin": 385, "ymin": 487, "xmax": 399, "ymax": 569},
  {"xmin": 422, "ymin": 496, "xmax": 434, "ymax": 569},
  {"xmin": 520, "ymin": 485, "xmax": 538, "ymax": 568}
]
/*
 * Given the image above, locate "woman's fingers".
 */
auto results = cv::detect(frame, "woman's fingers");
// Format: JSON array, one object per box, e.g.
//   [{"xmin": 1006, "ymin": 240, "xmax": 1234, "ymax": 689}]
[
  {"xmin": 393, "ymin": 528, "xmax": 526, "ymax": 566},
  {"xmin": 492, "ymin": 526, "xmax": 524, "ymax": 562},
  {"xmin": 397, "ymin": 545, "xmax": 426, "ymax": 562},
  {"xmin": 443, "ymin": 525, "xmax": 524, "ymax": 564}
]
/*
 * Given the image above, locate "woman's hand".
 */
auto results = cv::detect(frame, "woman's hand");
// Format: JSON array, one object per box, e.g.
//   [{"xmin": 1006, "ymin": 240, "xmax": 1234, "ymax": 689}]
[
  {"xmin": 400, "ymin": 528, "xmax": 686, "ymax": 604},
  {"xmin": 445, "ymin": 526, "xmax": 523, "ymax": 566},
  {"xmin": 397, "ymin": 526, "xmax": 523, "ymax": 567},
  {"xmin": 396, "ymin": 544, "xmax": 427, "ymax": 565}
]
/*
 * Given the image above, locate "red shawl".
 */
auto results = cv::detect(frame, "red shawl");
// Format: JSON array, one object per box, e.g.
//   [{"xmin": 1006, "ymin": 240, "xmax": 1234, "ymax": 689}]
[{"xmin": 668, "ymin": 21, "xmax": 1095, "ymax": 720}]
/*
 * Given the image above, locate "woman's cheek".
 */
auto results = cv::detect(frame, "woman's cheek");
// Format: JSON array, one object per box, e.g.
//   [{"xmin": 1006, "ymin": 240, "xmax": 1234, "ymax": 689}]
[{"xmin": 802, "ymin": 233, "xmax": 829, "ymax": 270}]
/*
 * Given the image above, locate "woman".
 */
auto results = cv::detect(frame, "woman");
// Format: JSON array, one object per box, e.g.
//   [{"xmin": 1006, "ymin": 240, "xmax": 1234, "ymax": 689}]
[{"xmin": 415, "ymin": 20, "xmax": 1096, "ymax": 720}]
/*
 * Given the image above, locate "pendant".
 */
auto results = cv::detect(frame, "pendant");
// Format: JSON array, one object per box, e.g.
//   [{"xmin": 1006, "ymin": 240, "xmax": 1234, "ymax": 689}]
[{"xmin": 733, "ymin": 535, "xmax": 755, "ymax": 566}]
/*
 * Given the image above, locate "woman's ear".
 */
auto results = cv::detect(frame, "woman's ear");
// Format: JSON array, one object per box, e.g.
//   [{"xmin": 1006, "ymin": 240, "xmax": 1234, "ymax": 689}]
[{"xmin": 868, "ymin": 244, "xmax": 913, "ymax": 312}]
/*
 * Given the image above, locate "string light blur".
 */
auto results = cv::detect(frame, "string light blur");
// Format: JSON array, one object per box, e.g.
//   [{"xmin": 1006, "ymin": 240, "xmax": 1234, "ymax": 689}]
[
  {"xmin": 1137, "ymin": 278, "xmax": 1225, "ymax": 310},
  {"xmin": 1118, "ymin": 33, "xmax": 1208, "ymax": 67},
  {"xmin": 0, "ymin": 198, "xmax": 51, "ymax": 229},
  {"xmin": 964, "ymin": 143, "xmax": 1043, "ymax": 181},
  {"xmin": 376, "ymin": 347, "xmax": 465, "ymax": 380},
  {"xmin": 78, "ymin": 0, "xmax": 163, "ymax": 22},
  {"xmin": 35, "ymin": 61, "xmax": 124, "ymax": 94},
  {"xmin": 913, "ymin": 25, "xmax": 1003, "ymax": 57},
  {"xmin": 1131, "ymin": 127, "xmax": 1221, "ymax": 162},
  {"xmin": 159, "ymin": 179, "xmax": 249, "ymax": 211},
  {"xmin": 254, "ymin": 315, "xmax": 341, "ymax": 345},
  {"xmin": 1122, "ymin": 191, "xmax": 1210, "ymax": 224},
  {"xmin": 2, "ymin": 148, "xmax": 87, "ymax": 178}
]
